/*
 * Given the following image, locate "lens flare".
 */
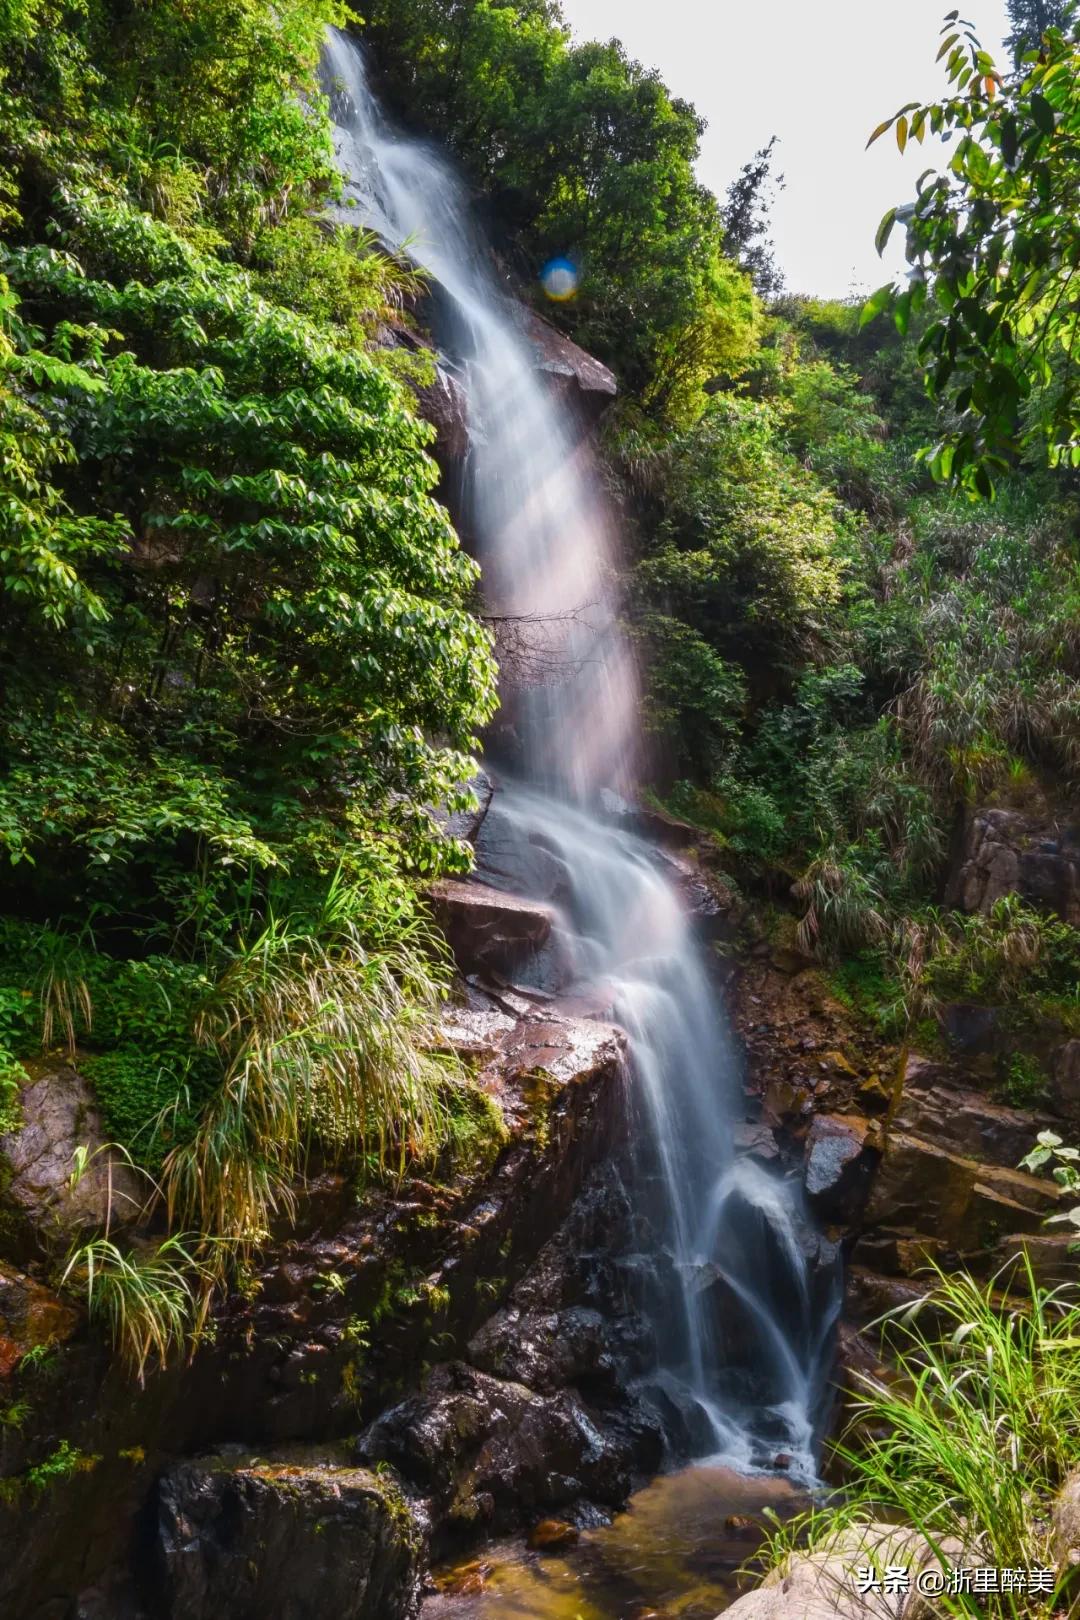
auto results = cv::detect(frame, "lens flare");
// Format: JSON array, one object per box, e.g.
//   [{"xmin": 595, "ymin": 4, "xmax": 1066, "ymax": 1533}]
[{"xmin": 540, "ymin": 256, "xmax": 578, "ymax": 301}]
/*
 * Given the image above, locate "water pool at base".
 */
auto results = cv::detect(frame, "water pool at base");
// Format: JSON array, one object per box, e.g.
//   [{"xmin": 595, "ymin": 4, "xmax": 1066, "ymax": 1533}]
[{"xmin": 422, "ymin": 1465, "xmax": 802, "ymax": 1620}]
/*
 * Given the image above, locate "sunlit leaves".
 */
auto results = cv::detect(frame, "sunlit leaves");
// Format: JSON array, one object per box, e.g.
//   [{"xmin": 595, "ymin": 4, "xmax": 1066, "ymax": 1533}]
[{"xmin": 864, "ymin": 9, "xmax": 1080, "ymax": 494}]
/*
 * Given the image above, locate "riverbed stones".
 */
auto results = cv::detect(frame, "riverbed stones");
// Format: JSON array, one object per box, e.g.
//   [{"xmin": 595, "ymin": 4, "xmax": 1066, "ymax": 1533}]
[{"xmin": 156, "ymin": 1451, "xmax": 422, "ymax": 1620}]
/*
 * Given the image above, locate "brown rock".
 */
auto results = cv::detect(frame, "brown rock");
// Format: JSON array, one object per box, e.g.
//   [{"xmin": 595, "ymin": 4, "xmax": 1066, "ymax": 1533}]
[
  {"xmin": 991, "ymin": 1232, "xmax": 1079, "ymax": 1289},
  {"xmin": 1, "ymin": 1065, "xmax": 143, "ymax": 1256},
  {"xmin": 863, "ymin": 1130, "xmax": 1059, "ymax": 1254},
  {"xmin": 0, "ymin": 1261, "xmax": 80, "ymax": 1377},
  {"xmin": 527, "ymin": 1517, "xmax": 580, "ymax": 1550},
  {"xmin": 516, "ymin": 305, "xmax": 617, "ymax": 423},
  {"xmin": 895, "ymin": 1074, "xmax": 1053, "ymax": 1168},
  {"xmin": 762, "ymin": 1077, "xmax": 813, "ymax": 1127},
  {"xmin": 1051, "ymin": 1039, "xmax": 1080, "ymax": 1127},
  {"xmin": 947, "ymin": 806, "xmax": 1080, "ymax": 924},
  {"xmin": 430, "ymin": 880, "xmax": 556, "ymax": 978}
]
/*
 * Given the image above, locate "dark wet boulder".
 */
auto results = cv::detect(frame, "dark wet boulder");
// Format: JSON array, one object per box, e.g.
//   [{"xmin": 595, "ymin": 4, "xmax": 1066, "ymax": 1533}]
[
  {"xmin": 515, "ymin": 305, "xmax": 617, "ymax": 423},
  {"xmin": 466, "ymin": 1303, "xmax": 615, "ymax": 1393},
  {"xmin": 360, "ymin": 1361, "xmax": 657, "ymax": 1533},
  {"xmin": 156, "ymin": 1451, "xmax": 422, "ymax": 1620},
  {"xmin": 429, "ymin": 879, "xmax": 555, "ymax": 978}
]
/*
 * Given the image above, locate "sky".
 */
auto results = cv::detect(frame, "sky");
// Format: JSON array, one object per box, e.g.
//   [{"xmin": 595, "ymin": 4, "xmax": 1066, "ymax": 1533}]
[{"xmin": 558, "ymin": 0, "xmax": 1012, "ymax": 298}]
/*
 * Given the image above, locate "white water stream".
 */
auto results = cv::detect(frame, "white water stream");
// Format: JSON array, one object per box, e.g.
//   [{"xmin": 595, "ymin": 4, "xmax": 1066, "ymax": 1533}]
[{"xmin": 322, "ymin": 29, "xmax": 839, "ymax": 1483}]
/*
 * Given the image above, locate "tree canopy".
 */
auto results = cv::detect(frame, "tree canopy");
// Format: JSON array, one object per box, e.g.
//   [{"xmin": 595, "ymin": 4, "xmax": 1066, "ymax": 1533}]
[{"xmin": 355, "ymin": 0, "xmax": 759, "ymax": 421}]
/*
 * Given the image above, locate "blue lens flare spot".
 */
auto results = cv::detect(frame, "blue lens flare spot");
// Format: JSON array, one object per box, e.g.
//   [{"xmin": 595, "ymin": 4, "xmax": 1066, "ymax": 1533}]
[{"xmin": 540, "ymin": 257, "xmax": 579, "ymax": 301}]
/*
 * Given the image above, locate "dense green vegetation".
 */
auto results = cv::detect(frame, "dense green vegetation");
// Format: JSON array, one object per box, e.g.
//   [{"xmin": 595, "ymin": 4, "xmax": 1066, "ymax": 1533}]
[
  {"xmin": 868, "ymin": 5, "xmax": 1080, "ymax": 493},
  {"xmin": 0, "ymin": 0, "xmax": 497, "ymax": 1336}
]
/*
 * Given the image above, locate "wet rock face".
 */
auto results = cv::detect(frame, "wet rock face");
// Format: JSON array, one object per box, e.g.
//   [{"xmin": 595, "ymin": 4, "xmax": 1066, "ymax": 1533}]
[
  {"xmin": 429, "ymin": 879, "xmax": 557, "ymax": 979},
  {"xmin": 361, "ymin": 1360, "xmax": 661, "ymax": 1536},
  {"xmin": 467, "ymin": 1303, "xmax": 615, "ymax": 1393},
  {"xmin": 515, "ymin": 305, "xmax": 617, "ymax": 425},
  {"xmin": 0, "ymin": 1065, "xmax": 142, "ymax": 1258},
  {"xmin": 0, "ymin": 1260, "xmax": 79, "ymax": 1377},
  {"xmin": 947, "ymin": 806, "xmax": 1080, "ymax": 924},
  {"xmin": 157, "ymin": 1453, "xmax": 422, "ymax": 1620},
  {"xmin": 358, "ymin": 1163, "xmax": 661, "ymax": 1544}
]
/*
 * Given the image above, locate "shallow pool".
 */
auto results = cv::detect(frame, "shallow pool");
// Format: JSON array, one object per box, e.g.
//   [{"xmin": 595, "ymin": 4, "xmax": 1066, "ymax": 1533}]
[{"xmin": 422, "ymin": 1464, "xmax": 801, "ymax": 1620}]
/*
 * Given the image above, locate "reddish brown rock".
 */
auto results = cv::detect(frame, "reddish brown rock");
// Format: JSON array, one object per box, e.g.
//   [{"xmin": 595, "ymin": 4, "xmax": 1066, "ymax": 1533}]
[
  {"xmin": 0, "ymin": 1260, "xmax": 79, "ymax": 1376},
  {"xmin": 527, "ymin": 1517, "xmax": 580, "ymax": 1550},
  {"xmin": 862, "ymin": 1130, "xmax": 1060, "ymax": 1255},
  {"xmin": 430, "ymin": 880, "xmax": 557, "ymax": 978}
]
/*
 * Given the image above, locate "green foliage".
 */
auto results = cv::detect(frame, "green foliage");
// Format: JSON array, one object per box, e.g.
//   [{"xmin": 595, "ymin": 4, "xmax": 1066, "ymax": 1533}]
[
  {"xmin": 764, "ymin": 1264, "xmax": 1080, "ymax": 1615},
  {"xmin": 441, "ymin": 1078, "xmax": 509, "ymax": 1176},
  {"xmin": 0, "ymin": 0, "xmax": 506, "ymax": 1376},
  {"xmin": 1006, "ymin": 1, "xmax": 1072, "ymax": 69},
  {"xmin": 1021, "ymin": 1129, "xmax": 1080, "ymax": 1236},
  {"xmin": 869, "ymin": 8, "xmax": 1080, "ymax": 492},
  {"xmin": 159, "ymin": 889, "xmax": 461, "ymax": 1255},
  {"xmin": 915, "ymin": 895, "xmax": 1080, "ymax": 1027},
  {"xmin": 1004, "ymin": 1050, "xmax": 1049, "ymax": 1107}
]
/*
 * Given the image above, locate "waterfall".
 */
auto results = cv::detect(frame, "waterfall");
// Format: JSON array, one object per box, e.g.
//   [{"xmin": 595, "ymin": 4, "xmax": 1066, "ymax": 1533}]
[{"xmin": 321, "ymin": 28, "xmax": 839, "ymax": 1483}]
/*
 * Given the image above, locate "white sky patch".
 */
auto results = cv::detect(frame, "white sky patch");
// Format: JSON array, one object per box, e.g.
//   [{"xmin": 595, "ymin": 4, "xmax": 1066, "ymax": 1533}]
[{"xmin": 557, "ymin": 0, "xmax": 1010, "ymax": 298}]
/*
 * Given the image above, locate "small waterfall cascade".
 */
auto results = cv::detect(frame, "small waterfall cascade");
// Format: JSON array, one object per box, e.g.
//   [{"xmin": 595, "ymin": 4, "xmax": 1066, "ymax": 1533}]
[{"xmin": 321, "ymin": 28, "xmax": 839, "ymax": 1482}]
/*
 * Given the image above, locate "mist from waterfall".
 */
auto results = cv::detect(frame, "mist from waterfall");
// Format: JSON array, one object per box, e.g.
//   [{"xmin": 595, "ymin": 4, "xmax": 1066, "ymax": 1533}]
[{"xmin": 321, "ymin": 27, "xmax": 839, "ymax": 1482}]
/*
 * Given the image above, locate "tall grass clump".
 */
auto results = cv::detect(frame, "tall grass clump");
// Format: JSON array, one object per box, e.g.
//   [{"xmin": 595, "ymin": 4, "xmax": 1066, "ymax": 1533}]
[
  {"xmin": 764, "ymin": 1262, "xmax": 1080, "ymax": 1615},
  {"xmin": 158, "ymin": 881, "xmax": 460, "ymax": 1266},
  {"xmin": 61, "ymin": 1234, "xmax": 217, "ymax": 1385}
]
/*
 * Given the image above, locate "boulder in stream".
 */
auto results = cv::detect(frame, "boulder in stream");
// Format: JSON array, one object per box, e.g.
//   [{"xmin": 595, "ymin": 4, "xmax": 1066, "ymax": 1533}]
[{"xmin": 156, "ymin": 1451, "xmax": 422, "ymax": 1620}]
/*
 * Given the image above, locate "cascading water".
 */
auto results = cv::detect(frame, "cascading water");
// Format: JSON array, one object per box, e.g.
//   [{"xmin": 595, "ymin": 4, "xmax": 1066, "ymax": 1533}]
[{"xmin": 321, "ymin": 28, "xmax": 839, "ymax": 1483}]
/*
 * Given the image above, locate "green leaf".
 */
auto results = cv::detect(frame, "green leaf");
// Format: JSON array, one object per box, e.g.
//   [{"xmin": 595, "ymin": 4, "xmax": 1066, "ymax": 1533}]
[
  {"xmin": 1031, "ymin": 93, "xmax": 1055, "ymax": 135},
  {"xmin": 875, "ymin": 209, "xmax": 898, "ymax": 257},
  {"xmin": 859, "ymin": 282, "xmax": 894, "ymax": 328}
]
